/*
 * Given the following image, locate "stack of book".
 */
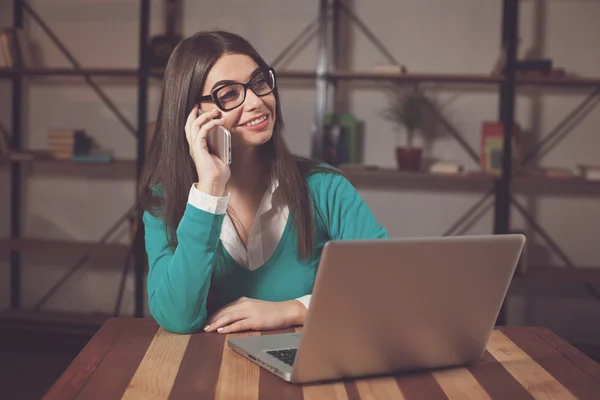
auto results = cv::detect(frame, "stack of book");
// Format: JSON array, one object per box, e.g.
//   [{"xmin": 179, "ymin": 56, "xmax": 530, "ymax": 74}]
[
  {"xmin": 47, "ymin": 129, "xmax": 113, "ymax": 162},
  {"xmin": 47, "ymin": 129, "xmax": 92, "ymax": 160}
]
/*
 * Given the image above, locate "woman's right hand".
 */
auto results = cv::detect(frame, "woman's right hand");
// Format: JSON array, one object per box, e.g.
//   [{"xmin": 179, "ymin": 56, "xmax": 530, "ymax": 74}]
[{"xmin": 185, "ymin": 106, "xmax": 231, "ymax": 196}]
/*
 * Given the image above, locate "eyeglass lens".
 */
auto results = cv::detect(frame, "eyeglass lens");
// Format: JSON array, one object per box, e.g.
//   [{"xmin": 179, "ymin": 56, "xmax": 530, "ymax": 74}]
[{"xmin": 215, "ymin": 70, "xmax": 275, "ymax": 110}]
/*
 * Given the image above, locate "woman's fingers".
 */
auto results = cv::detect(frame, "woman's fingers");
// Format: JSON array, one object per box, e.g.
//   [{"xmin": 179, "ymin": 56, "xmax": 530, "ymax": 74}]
[
  {"xmin": 185, "ymin": 108, "xmax": 220, "ymax": 145},
  {"xmin": 184, "ymin": 105, "xmax": 199, "ymax": 143},
  {"xmin": 218, "ymin": 319, "xmax": 253, "ymax": 334},
  {"xmin": 205, "ymin": 313, "xmax": 242, "ymax": 332}
]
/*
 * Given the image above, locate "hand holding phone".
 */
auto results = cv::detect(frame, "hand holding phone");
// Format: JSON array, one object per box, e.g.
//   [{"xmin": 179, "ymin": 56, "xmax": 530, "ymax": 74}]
[
  {"xmin": 202, "ymin": 110, "xmax": 232, "ymax": 166},
  {"xmin": 184, "ymin": 106, "xmax": 231, "ymax": 196}
]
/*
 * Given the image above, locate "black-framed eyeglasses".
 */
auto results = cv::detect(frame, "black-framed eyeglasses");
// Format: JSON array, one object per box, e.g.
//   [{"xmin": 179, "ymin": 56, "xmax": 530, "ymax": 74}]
[{"xmin": 198, "ymin": 68, "xmax": 276, "ymax": 112}]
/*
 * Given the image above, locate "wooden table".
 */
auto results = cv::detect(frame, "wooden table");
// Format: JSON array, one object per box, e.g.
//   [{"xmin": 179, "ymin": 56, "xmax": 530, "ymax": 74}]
[{"xmin": 44, "ymin": 318, "xmax": 600, "ymax": 399}]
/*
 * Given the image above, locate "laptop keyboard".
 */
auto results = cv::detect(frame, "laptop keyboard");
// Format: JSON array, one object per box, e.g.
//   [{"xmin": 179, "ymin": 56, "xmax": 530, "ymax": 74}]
[{"xmin": 267, "ymin": 348, "xmax": 297, "ymax": 366}]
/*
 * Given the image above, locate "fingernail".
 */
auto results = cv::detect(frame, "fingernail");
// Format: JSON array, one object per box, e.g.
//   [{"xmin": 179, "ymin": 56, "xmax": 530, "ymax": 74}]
[
  {"xmin": 204, "ymin": 325, "xmax": 210, "ymax": 331},
  {"xmin": 217, "ymin": 327, "xmax": 223, "ymax": 333}
]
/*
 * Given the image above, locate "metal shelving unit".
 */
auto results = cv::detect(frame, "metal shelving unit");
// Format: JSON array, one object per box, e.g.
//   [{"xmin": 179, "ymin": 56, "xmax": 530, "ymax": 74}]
[
  {"xmin": 2, "ymin": 0, "xmax": 599, "ymax": 330},
  {"xmin": 1, "ymin": 0, "xmax": 152, "ymax": 329}
]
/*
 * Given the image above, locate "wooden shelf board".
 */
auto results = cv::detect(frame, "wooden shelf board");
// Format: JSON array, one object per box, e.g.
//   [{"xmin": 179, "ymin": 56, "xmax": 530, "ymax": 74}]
[
  {"xmin": 0, "ymin": 238, "xmax": 129, "ymax": 261},
  {"xmin": 514, "ymin": 266, "xmax": 600, "ymax": 286},
  {"xmin": 334, "ymin": 167, "xmax": 600, "ymax": 195},
  {"xmin": 340, "ymin": 167, "xmax": 495, "ymax": 191},
  {"xmin": 513, "ymin": 175, "xmax": 600, "ymax": 195},
  {"xmin": 0, "ymin": 68, "xmax": 140, "ymax": 78},
  {"xmin": 5, "ymin": 157, "xmax": 137, "ymax": 179},
  {"xmin": 517, "ymin": 76, "xmax": 600, "ymax": 88},
  {"xmin": 2, "ymin": 68, "xmax": 598, "ymax": 87},
  {"xmin": 331, "ymin": 71, "xmax": 503, "ymax": 84}
]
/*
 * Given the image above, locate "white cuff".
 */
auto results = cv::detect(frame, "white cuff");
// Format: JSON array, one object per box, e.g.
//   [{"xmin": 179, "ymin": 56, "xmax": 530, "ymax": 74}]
[
  {"xmin": 188, "ymin": 183, "xmax": 229, "ymax": 215},
  {"xmin": 296, "ymin": 295, "xmax": 311, "ymax": 309}
]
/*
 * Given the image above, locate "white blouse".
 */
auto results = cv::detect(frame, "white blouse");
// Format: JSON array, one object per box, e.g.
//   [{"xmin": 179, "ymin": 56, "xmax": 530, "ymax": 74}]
[{"xmin": 187, "ymin": 180, "xmax": 312, "ymax": 309}]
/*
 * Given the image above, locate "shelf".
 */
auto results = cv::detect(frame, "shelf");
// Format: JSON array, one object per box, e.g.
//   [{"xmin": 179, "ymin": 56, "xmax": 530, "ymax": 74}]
[
  {"xmin": 340, "ymin": 167, "xmax": 495, "ymax": 191},
  {"xmin": 0, "ymin": 309, "xmax": 110, "ymax": 333},
  {"xmin": 514, "ymin": 265, "xmax": 600, "ymax": 286},
  {"xmin": 3, "ymin": 67, "xmax": 598, "ymax": 88},
  {"xmin": 0, "ymin": 67, "xmax": 140, "ymax": 78},
  {"xmin": 337, "ymin": 167, "xmax": 600, "ymax": 195},
  {"xmin": 276, "ymin": 70, "xmax": 503, "ymax": 84},
  {"xmin": 0, "ymin": 238, "xmax": 129, "ymax": 262},
  {"xmin": 4, "ymin": 157, "xmax": 137, "ymax": 179},
  {"xmin": 517, "ymin": 76, "xmax": 600, "ymax": 88},
  {"xmin": 331, "ymin": 71, "xmax": 503, "ymax": 84},
  {"xmin": 513, "ymin": 174, "xmax": 600, "ymax": 196}
]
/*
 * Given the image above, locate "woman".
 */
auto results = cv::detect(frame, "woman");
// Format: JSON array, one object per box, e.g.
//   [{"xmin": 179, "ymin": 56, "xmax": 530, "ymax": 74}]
[{"xmin": 139, "ymin": 30, "xmax": 388, "ymax": 334}]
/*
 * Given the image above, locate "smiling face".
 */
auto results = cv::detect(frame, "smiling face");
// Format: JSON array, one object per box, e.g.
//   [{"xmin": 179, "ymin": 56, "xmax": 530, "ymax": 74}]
[{"xmin": 199, "ymin": 53, "xmax": 276, "ymax": 150}]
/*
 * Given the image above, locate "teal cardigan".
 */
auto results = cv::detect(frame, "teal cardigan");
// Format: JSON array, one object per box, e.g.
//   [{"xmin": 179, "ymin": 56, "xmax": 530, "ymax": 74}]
[{"xmin": 143, "ymin": 170, "xmax": 389, "ymax": 333}]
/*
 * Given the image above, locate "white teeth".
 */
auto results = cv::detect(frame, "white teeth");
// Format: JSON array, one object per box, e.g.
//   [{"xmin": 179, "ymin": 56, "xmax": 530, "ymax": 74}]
[{"xmin": 245, "ymin": 115, "xmax": 267, "ymax": 127}]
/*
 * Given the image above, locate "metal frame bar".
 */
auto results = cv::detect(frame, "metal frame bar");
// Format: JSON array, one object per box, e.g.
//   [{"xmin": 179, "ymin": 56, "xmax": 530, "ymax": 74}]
[
  {"xmin": 522, "ymin": 88, "xmax": 600, "ymax": 165},
  {"xmin": 271, "ymin": 19, "xmax": 318, "ymax": 69},
  {"xmin": 312, "ymin": 0, "xmax": 329, "ymax": 159},
  {"xmin": 429, "ymin": 99, "xmax": 480, "ymax": 163},
  {"xmin": 134, "ymin": 0, "xmax": 151, "ymax": 318},
  {"xmin": 32, "ymin": 205, "xmax": 138, "ymax": 310},
  {"xmin": 7, "ymin": 0, "xmax": 150, "ymax": 318},
  {"xmin": 10, "ymin": 0, "xmax": 24, "ymax": 310},
  {"xmin": 442, "ymin": 190, "xmax": 494, "ymax": 237},
  {"xmin": 336, "ymin": 1, "xmax": 398, "ymax": 66},
  {"xmin": 19, "ymin": 1, "xmax": 138, "ymax": 136},
  {"xmin": 510, "ymin": 196, "xmax": 575, "ymax": 268},
  {"xmin": 331, "ymin": 0, "xmax": 341, "ymax": 112},
  {"xmin": 494, "ymin": 0, "xmax": 519, "ymax": 325},
  {"xmin": 495, "ymin": 0, "xmax": 518, "ymax": 238}
]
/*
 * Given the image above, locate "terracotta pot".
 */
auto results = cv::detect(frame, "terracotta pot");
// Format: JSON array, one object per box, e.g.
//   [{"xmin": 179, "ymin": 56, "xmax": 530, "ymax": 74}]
[{"xmin": 396, "ymin": 147, "xmax": 422, "ymax": 171}]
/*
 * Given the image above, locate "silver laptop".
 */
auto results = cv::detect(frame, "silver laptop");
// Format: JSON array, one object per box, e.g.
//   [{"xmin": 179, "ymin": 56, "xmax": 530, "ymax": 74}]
[{"xmin": 228, "ymin": 234, "xmax": 525, "ymax": 384}]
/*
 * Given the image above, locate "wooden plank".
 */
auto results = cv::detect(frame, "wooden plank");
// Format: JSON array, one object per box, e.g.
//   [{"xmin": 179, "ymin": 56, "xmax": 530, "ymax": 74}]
[
  {"xmin": 394, "ymin": 373, "xmax": 448, "ymax": 400},
  {"xmin": 0, "ymin": 238, "xmax": 129, "ymax": 262},
  {"xmin": 75, "ymin": 318, "xmax": 158, "ymax": 400},
  {"xmin": 355, "ymin": 376, "xmax": 405, "ymax": 400},
  {"xmin": 169, "ymin": 332, "xmax": 227, "ymax": 399},
  {"xmin": 343, "ymin": 382, "xmax": 362, "ymax": 400},
  {"xmin": 532, "ymin": 328, "xmax": 600, "ymax": 382},
  {"xmin": 214, "ymin": 332, "xmax": 261, "ymax": 400},
  {"xmin": 467, "ymin": 350, "xmax": 534, "ymax": 400},
  {"xmin": 488, "ymin": 330, "xmax": 578, "ymax": 399},
  {"xmin": 500, "ymin": 328, "xmax": 600, "ymax": 400},
  {"xmin": 121, "ymin": 328, "xmax": 191, "ymax": 399},
  {"xmin": 42, "ymin": 318, "xmax": 124, "ymax": 400},
  {"xmin": 303, "ymin": 382, "xmax": 349, "ymax": 400},
  {"xmin": 432, "ymin": 367, "xmax": 492, "ymax": 400}
]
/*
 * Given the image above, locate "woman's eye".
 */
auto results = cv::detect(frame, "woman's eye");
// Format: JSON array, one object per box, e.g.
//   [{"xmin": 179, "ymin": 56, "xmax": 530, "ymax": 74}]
[{"xmin": 218, "ymin": 88, "xmax": 240, "ymax": 101}]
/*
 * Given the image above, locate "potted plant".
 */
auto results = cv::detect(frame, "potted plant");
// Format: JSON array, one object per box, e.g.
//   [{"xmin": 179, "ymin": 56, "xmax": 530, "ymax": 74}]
[{"xmin": 381, "ymin": 83, "xmax": 437, "ymax": 171}]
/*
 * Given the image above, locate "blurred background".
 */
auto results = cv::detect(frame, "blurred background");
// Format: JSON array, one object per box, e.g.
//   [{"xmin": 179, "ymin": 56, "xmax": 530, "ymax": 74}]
[{"xmin": 1, "ymin": 0, "xmax": 600, "ymax": 398}]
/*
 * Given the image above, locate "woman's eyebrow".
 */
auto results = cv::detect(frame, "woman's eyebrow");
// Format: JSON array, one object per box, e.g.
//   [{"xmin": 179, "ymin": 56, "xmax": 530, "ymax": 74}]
[{"xmin": 210, "ymin": 67, "xmax": 262, "ymax": 91}]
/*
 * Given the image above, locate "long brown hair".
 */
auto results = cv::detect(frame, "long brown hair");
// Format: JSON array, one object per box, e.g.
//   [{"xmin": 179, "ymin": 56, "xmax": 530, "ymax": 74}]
[{"xmin": 139, "ymin": 30, "xmax": 327, "ymax": 259}]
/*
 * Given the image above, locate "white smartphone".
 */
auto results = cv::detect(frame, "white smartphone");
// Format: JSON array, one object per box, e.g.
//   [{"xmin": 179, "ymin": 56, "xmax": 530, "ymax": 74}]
[{"xmin": 199, "ymin": 110, "xmax": 232, "ymax": 165}]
